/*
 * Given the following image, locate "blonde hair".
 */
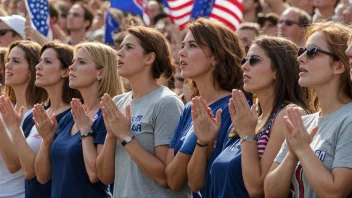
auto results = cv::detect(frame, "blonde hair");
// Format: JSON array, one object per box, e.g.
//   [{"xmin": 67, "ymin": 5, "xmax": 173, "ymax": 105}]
[{"xmin": 74, "ymin": 42, "xmax": 124, "ymax": 97}]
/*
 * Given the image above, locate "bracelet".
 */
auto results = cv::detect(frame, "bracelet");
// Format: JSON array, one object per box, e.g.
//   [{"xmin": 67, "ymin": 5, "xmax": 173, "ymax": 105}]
[
  {"xmin": 81, "ymin": 130, "xmax": 94, "ymax": 140},
  {"xmin": 196, "ymin": 140, "xmax": 209, "ymax": 147}
]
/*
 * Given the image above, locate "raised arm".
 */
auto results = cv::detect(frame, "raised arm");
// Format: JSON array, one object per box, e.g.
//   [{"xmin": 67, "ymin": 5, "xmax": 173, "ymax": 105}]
[
  {"xmin": 96, "ymin": 105, "xmax": 117, "ymax": 184},
  {"xmin": 186, "ymin": 96, "xmax": 222, "ymax": 192},
  {"xmin": 284, "ymin": 107, "xmax": 352, "ymax": 197},
  {"xmin": 0, "ymin": 119, "xmax": 21, "ymax": 173},
  {"xmin": 101, "ymin": 94, "xmax": 177, "ymax": 187},
  {"xmin": 33, "ymin": 105, "xmax": 57, "ymax": 184},
  {"xmin": 229, "ymin": 90, "xmax": 308, "ymax": 197},
  {"xmin": 0, "ymin": 97, "xmax": 37, "ymax": 179},
  {"xmin": 71, "ymin": 99, "xmax": 103, "ymax": 184}
]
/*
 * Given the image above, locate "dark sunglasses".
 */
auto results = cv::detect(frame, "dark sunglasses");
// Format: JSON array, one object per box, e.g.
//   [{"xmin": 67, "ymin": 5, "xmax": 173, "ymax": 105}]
[
  {"xmin": 242, "ymin": 56, "xmax": 260, "ymax": 66},
  {"xmin": 0, "ymin": 29, "xmax": 14, "ymax": 36},
  {"xmin": 298, "ymin": 46, "xmax": 339, "ymax": 60},
  {"xmin": 279, "ymin": 20, "xmax": 301, "ymax": 27}
]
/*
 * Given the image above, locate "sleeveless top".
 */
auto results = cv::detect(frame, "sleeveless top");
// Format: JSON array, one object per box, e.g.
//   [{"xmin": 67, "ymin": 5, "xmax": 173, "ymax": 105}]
[{"xmin": 257, "ymin": 103, "xmax": 286, "ymax": 157}]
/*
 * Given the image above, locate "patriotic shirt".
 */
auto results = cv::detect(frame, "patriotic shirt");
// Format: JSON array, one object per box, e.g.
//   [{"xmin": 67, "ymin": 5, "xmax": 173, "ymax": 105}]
[
  {"xmin": 275, "ymin": 102, "xmax": 352, "ymax": 198},
  {"xmin": 257, "ymin": 104, "xmax": 286, "ymax": 157},
  {"xmin": 209, "ymin": 104, "xmax": 284, "ymax": 197}
]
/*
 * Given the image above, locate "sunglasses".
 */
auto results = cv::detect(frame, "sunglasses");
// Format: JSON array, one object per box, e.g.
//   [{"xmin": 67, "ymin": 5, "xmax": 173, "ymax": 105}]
[
  {"xmin": 0, "ymin": 29, "xmax": 14, "ymax": 36},
  {"xmin": 279, "ymin": 20, "xmax": 301, "ymax": 26},
  {"xmin": 298, "ymin": 46, "xmax": 339, "ymax": 60},
  {"xmin": 242, "ymin": 56, "xmax": 260, "ymax": 66}
]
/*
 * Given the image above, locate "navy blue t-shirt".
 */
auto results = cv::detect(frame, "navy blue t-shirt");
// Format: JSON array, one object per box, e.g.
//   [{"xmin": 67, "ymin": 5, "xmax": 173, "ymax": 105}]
[
  {"xmin": 170, "ymin": 95, "xmax": 233, "ymax": 198},
  {"xmin": 22, "ymin": 108, "xmax": 71, "ymax": 198},
  {"xmin": 210, "ymin": 126, "xmax": 250, "ymax": 198},
  {"xmin": 210, "ymin": 104, "xmax": 285, "ymax": 198},
  {"xmin": 50, "ymin": 109, "xmax": 110, "ymax": 198}
]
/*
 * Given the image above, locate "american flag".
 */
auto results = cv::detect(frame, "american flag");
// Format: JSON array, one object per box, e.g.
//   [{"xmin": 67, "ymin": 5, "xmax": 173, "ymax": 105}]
[
  {"xmin": 164, "ymin": 0, "xmax": 243, "ymax": 30},
  {"xmin": 24, "ymin": 0, "xmax": 53, "ymax": 39}
]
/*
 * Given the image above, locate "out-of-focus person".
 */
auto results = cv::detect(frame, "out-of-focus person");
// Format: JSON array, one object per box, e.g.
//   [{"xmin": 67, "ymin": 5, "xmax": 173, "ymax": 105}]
[
  {"xmin": 0, "ymin": 15, "xmax": 25, "ymax": 47},
  {"xmin": 278, "ymin": 7, "xmax": 311, "ymax": 47},
  {"xmin": 257, "ymin": 12, "xmax": 279, "ymax": 36},
  {"xmin": 236, "ymin": 22, "xmax": 260, "ymax": 54}
]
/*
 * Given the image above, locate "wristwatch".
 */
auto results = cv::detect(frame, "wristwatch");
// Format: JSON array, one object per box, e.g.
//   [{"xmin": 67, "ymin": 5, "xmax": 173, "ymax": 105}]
[
  {"xmin": 240, "ymin": 135, "xmax": 255, "ymax": 144},
  {"xmin": 81, "ymin": 130, "xmax": 94, "ymax": 140},
  {"xmin": 121, "ymin": 135, "xmax": 134, "ymax": 146}
]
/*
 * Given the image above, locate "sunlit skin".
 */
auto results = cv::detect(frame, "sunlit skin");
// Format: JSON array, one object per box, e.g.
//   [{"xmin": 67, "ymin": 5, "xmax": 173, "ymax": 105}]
[
  {"xmin": 5, "ymin": 47, "xmax": 31, "ymax": 88},
  {"xmin": 297, "ymin": 32, "xmax": 338, "ymax": 88},
  {"xmin": 179, "ymin": 32, "xmax": 215, "ymax": 82},
  {"xmin": 69, "ymin": 48, "xmax": 102, "ymax": 90},
  {"xmin": 241, "ymin": 44, "xmax": 276, "ymax": 93},
  {"xmin": 0, "ymin": 21, "xmax": 19, "ymax": 47},
  {"xmin": 117, "ymin": 34, "xmax": 153, "ymax": 80},
  {"xmin": 35, "ymin": 48, "xmax": 68, "ymax": 88}
]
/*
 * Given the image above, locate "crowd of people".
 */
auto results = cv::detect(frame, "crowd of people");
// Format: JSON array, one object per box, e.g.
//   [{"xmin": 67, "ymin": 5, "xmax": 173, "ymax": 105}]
[{"xmin": 0, "ymin": 0, "xmax": 351, "ymax": 198}]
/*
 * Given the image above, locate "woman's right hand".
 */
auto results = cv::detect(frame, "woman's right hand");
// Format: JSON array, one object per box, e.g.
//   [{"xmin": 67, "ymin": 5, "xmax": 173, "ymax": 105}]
[
  {"xmin": 191, "ymin": 96, "xmax": 222, "ymax": 145},
  {"xmin": 32, "ymin": 104, "xmax": 57, "ymax": 144}
]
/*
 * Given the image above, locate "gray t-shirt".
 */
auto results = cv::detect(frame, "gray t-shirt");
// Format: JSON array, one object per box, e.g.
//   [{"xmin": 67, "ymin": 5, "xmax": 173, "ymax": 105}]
[
  {"xmin": 112, "ymin": 86, "xmax": 190, "ymax": 198},
  {"xmin": 275, "ymin": 102, "xmax": 352, "ymax": 198}
]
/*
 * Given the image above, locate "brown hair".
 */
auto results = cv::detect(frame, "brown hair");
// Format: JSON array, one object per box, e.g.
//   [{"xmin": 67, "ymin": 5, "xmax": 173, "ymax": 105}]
[
  {"xmin": 126, "ymin": 26, "xmax": 175, "ymax": 81},
  {"xmin": 186, "ymin": 18, "xmax": 245, "ymax": 96},
  {"xmin": 40, "ymin": 41, "xmax": 82, "ymax": 104},
  {"xmin": 5, "ymin": 40, "xmax": 48, "ymax": 106},
  {"xmin": 0, "ymin": 47, "xmax": 7, "ymax": 82},
  {"xmin": 305, "ymin": 21, "xmax": 352, "ymax": 101}
]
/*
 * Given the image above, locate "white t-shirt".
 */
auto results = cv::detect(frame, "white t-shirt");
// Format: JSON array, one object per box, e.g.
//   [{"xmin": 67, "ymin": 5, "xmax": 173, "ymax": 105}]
[{"xmin": 0, "ymin": 109, "xmax": 33, "ymax": 198}]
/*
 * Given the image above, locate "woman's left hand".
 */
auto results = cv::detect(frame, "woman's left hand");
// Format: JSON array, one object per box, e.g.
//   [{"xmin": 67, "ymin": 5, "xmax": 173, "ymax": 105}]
[
  {"xmin": 283, "ymin": 107, "xmax": 317, "ymax": 153},
  {"xmin": 0, "ymin": 96, "xmax": 23, "ymax": 132},
  {"xmin": 71, "ymin": 98, "xmax": 93, "ymax": 134},
  {"xmin": 101, "ymin": 94, "xmax": 131, "ymax": 141},
  {"xmin": 228, "ymin": 89, "xmax": 257, "ymax": 138}
]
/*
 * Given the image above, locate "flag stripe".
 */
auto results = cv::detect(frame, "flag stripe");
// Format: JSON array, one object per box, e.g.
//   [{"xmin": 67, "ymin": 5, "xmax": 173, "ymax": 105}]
[{"xmin": 165, "ymin": 0, "xmax": 243, "ymax": 30}]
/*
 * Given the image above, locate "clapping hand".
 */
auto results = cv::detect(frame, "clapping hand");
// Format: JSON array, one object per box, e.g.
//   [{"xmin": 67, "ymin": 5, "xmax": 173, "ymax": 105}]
[
  {"xmin": 70, "ymin": 99, "xmax": 93, "ymax": 134},
  {"xmin": 228, "ymin": 89, "xmax": 257, "ymax": 138},
  {"xmin": 191, "ymin": 96, "xmax": 222, "ymax": 145},
  {"xmin": 101, "ymin": 94, "xmax": 131, "ymax": 141},
  {"xmin": 33, "ymin": 104, "xmax": 57, "ymax": 144},
  {"xmin": 283, "ymin": 107, "xmax": 318, "ymax": 154},
  {"xmin": 0, "ymin": 96, "xmax": 23, "ymax": 133}
]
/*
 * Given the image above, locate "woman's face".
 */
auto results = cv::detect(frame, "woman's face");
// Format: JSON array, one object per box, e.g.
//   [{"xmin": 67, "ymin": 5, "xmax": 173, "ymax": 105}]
[
  {"xmin": 35, "ymin": 48, "xmax": 68, "ymax": 88},
  {"xmin": 5, "ymin": 46, "xmax": 31, "ymax": 87},
  {"xmin": 69, "ymin": 48, "xmax": 102, "ymax": 90},
  {"xmin": 179, "ymin": 31, "xmax": 215, "ymax": 81},
  {"xmin": 297, "ymin": 31, "xmax": 340, "ymax": 88},
  {"xmin": 241, "ymin": 44, "xmax": 276, "ymax": 93},
  {"xmin": 116, "ymin": 34, "xmax": 152, "ymax": 79}
]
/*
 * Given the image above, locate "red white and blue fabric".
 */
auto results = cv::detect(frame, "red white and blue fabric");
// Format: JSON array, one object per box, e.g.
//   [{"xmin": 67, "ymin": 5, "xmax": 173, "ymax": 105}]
[
  {"xmin": 24, "ymin": 0, "xmax": 53, "ymax": 40},
  {"xmin": 163, "ymin": 0, "xmax": 243, "ymax": 30},
  {"xmin": 111, "ymin": 0, "xmax": 150, "ymax": 25},
  {"xmin": 256, "ymin": 104, "xmax": 286, "ymax": 157}
]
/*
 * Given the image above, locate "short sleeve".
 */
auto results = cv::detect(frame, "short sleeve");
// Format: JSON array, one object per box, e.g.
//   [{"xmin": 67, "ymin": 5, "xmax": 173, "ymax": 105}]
[
  {"xmin": 154, "ymin": 95, "xmax": 184, "ymax": 147},
  {"xmin": 332, "ymin": 119, "xmax": 352, "ymax": 169},
  {"xmin": 179, "ymin": 132, "xmax": 197, "ymax": 155},
  {"xmin": 92, "ymin": 110, "xmax": 107, "ymax": 145},
  {"xmin": 169, "ymin": 116, "xmax": 183, "ymax": 149},
  {"xmin": 274, "ymin": 140, "xmax": 289, "ymax": 164}
]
